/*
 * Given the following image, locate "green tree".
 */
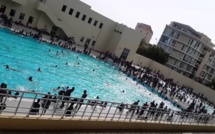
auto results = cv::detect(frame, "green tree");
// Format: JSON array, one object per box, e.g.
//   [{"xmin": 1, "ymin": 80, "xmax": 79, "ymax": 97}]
[
  {"xmin": 206, "ymin": 78, "xmax": 215, "ymax": 90},
  {"xmin": 137, "ymin": 45, "xmax": 169, "ymax": 64}
]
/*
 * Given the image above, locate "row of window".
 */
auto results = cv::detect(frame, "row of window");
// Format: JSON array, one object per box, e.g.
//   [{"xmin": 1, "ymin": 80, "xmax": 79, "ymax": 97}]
[
  {"xmin": 114, "ymin": 29, "xmax": 122, "ymax": 34},
  {"xmin": 80, "ymin": 36, "xmax": 96, "ymax": 46},
  {"xmin": 5, "ymin": 7, "xmax": 34, "ymax": 24},
  {"xmin": 61, "ymin": 5, "xmax": 103, "ymax": 29}
]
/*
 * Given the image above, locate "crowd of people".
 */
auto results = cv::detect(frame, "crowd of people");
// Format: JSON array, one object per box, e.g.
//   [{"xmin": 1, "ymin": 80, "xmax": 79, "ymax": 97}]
[
  {"xmin": 97, "ymin": 51, "xmax": 215, "ymax": 116},
  {"xmin": 0, "ymin": 14, "xmax": 214, "ymax": 123}
]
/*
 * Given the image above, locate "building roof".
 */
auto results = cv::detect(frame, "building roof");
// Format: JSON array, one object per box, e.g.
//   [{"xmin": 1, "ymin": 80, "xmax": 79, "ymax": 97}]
[
  {"xmin": 170, "ymin": 21, "xmax": 201, "ymax": 38},
  {"xmin": 136, "ymin": 23, "xmax": 153, "ymax": 34}
]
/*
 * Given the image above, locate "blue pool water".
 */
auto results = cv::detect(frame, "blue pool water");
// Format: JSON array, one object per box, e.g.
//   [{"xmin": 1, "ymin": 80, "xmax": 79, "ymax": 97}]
[{"xmin": 0, "ymin": 28, "xmax": 180, "ymax": 111}]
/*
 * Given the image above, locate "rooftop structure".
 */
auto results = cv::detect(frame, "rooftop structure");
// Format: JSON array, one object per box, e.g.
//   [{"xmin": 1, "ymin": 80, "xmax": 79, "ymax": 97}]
[{"xmin": 135, "ymin": 22, "xmax": 153, "ymax": 43}]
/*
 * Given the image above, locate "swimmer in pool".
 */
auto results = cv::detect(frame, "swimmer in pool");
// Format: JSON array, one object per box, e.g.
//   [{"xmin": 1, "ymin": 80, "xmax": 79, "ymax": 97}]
[
  {"xmin": 4, "ymin": 65, "xmax": 20, "ymax": 72},
  {"xmin": 93, "ymin": 69, "xmax": 95, "ymax": 72},
  {"xmin": 104, "ymin": 83, "xmax": 109, "ymax": 86},
  {"xmin": 29, "ymin": 76, "xmax": 33, "ymax": 82},
  {"xmin": 53, "ymin": 87, "xmax": 61, "ymax": 92},
  {"xmin": 49, "ymin": 50, "xmax": 51, "ymax": 52},
  {"xmin": 122, "ymin": 90, "xmax": 125, "ymax": 93},
  {"xmin": 55, "ymin": 65, "xmax": 58, "ymax": 68},
  {"xmin": 37, "ymin": 68, "xmax": 41, "ymax": 72},
  {"xmin": 65, "ymin": 63, "xmax": 68, "ymax": 65}
]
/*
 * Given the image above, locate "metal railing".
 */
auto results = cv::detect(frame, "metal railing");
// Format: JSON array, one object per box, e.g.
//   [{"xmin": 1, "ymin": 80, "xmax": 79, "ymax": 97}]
[{"xmin": 0, "ymin": 88, "xmax": 214, "ymax": 126}]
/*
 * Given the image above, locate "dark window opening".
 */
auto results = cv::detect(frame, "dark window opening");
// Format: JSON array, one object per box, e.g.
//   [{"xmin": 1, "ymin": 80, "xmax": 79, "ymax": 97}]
[
  {"xmin": 94, "ymin": 20, "xmax": 98, "ymax": 26},
  {"xmin": 27, "ymin": 16, "xmax": 34, "ymax": 24},
  {"xmin": 75, "ymin": 11, "xmax": 80, "ymax": 18},
  {"xmin": 61, "ymin": 5, "xmax": 67, "ymax": 12},
  {"xmin": 19, "ymin": 13, "xmax": 25, "ymax": 20},
  {"xmin": 92, "ymin": 41, "xmax": 96, "ymax": 46},
  {"xmin": 51, "ymin": 25, "xmax": 58, "ymax": 36},
  {"xmin": 99, "ymin": 23, "xmax": 103, "ymax": 29},
  {"xmin": 80, "ymin": 36, "xmax": 85, "ymax": 42},
  {"xmin": 9, "ymin": 9, "xmax": 16, "ymax": 17},
  {"xmin": 69, "ymin": 8, "xmax": 73, "ymax": 15},
  {"xmin": 82, "ymin": 15, "xmax": 86, "ymax": 21},
  {"xmin": 0, "ymin": 5, "xmax": 6, "ymax": 13},
  {"xmin": 86, "ymin": 38, "xmax": 91, "ymax": 44},
  {"xmin": 120, "ymin": 48, "xmax": 130, "ymax": 60},
  {"xmin": 88, "ymin": 17, "xmax": 92, "ymax": 24}
]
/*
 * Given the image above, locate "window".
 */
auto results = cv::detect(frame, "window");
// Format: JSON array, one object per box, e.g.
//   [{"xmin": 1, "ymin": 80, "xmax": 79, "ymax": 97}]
[
  {"xmin": 61, "ymin": 5, "xmax": 67, "ymax": 12},
  {"xmin": 80, "ymin": 36, "xmax": 85, "ymax": 42},
  {"xmin": 92, "ymin": 41, "xmax": 96, "ymax": 46},
  {"xmin": 99, "ymin": 23, "xmax": 103, "ymax": 29},
  {"xmin": 94, "ymin": 20, "xmax": 98, "ymax": 26},
  {"xmin": 82, "ymin": 15, "xmax": 86, "ymax": 21},
  {"xmin": 19, "ymin": 13, "xmax": 25, "ymax": 20},
  {"xmin": 120, "ymin": 48, "xmax": 130, "ymax": 60},
  {"xmin": 27, "ymin": 16, "xmax": 34, "ymax": 24},
  {"xmin": 9, "ymin": 9, "xmax": 16, "ymax": 17},
  {"xmin": 69, "ymin": 8, "xmax": 73, "ymax": 15},
  {"xmin": 86, "ymin": 38, "xmax": 91, "ymax": 44},
  {"xmin": 0, "ymin": 5, "xmax": 6, "ymax": 13},
  {"xmin": 88, "ymin": 17, "xmax": 92, "ymax": 24},
  {"xmin": 75, "ymin": 11, "xmax": 80, "ymax": 18}
]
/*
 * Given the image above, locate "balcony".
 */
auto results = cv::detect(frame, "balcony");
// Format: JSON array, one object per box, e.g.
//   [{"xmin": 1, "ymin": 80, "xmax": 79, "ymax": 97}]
[{"xmin": 11, "ymin": 0, "xmax": 27, "ymax": 6}]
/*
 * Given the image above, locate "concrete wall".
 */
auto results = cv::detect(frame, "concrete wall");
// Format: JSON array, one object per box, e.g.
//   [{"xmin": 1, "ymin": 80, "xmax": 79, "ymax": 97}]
[
  {"xmin": 114, "ymin": 28, "xmax": 142, "ymax": 61},
  {"xmin": 36, "ymin": 13, "xmax": 53, "ymax": 33},
  {"xmin": 0, "ymin": 117, "xmax": 215, "ymax": 132},
  {"xmin": 133, "ymin": 54, "xmax": 215, "ymax": 103},
  {"xmin": 1, "ymin": 0, "xmax": 41, "ymax": 27},
  {"xmin": 44, "ymin": 0, "xmax": 116, "ymax": 51}
]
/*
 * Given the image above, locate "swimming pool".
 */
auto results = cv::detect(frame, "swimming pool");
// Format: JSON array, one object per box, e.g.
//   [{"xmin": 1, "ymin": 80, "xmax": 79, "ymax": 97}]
[{"xmin": 0, "ymin": 28, "xmax": 180, "ymax": 111}]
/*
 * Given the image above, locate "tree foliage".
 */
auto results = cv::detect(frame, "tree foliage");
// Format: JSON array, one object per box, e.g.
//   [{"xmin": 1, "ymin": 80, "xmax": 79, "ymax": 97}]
[
  {"xmin": 136, "ymin": 45, "xmax": 169, "ymax": 64},
  {"xmin": 206, "ymin": 78, "xmax": 215, "ymax": 90}
]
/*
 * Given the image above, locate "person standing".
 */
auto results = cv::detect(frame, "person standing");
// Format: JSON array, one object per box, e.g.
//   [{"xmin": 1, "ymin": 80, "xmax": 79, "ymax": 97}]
[{"xmin": 75, "ymin": 90, "xmax": 87, "ymax": 111}]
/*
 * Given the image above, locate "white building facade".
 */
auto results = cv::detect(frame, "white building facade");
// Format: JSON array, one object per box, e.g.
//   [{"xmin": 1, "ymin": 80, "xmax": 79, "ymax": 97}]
[
  {"xmin": 0, "ymin": 0, "xmax": 144, "ymax": 61},
  {"xmin": 158, "ymin": 21, "xmax": 215, "ymax": 84}
]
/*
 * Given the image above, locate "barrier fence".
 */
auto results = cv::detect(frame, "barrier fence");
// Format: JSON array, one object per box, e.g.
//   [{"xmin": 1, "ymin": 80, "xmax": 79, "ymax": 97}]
[{"xmin": 0, "ymin": 88, "xmax": 214, "ymax": 125}]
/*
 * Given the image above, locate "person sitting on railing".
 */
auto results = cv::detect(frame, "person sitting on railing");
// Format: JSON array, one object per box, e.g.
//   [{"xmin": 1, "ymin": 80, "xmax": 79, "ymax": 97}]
[
  {"xmin": 166, "ymin": 111, "xmax": 174, "ymax": 122},
  {"xmin": 89, "ymin": 96, "xmax": 100, "ymax": 110},
  {"xmin": 13, "ymin": 91, "xmax": 19, "ymax": 99},
  {"xmin": 60, "ymin": 87, "xmax": 75, "ymax": 109},
  {"xmin": 29, "ymin": 99, "xmax": 40, "ymax": 115},
  {"xmin": 117, "ymin": 102, "xmax": 126, "ymax": 113},
  {"xmin": 126, "ymin": 100, "xmax": 139, "ymax": 116},
  {"xmin": 51, "ymin": 94, "xmax": 58, "ymax": 110},
  {"xmin": 100, "ymin": 101, "xmax": 108, "ymax": 108},
  {"xmin": 137, "ymin": 102, "xmax": 148, "ymax": 119},
  {"xmin": 65, "ymin": 98, "xmax": 78, "ymax": 116}
]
